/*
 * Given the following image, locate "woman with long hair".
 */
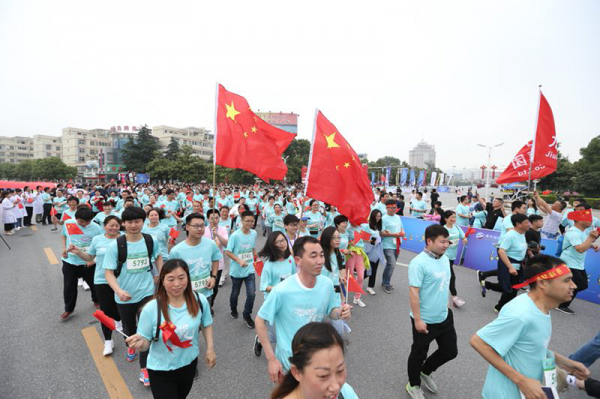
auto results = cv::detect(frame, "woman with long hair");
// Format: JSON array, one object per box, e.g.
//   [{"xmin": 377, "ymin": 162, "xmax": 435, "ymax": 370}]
[
  {"xmin": 69, "ymin": 215, "xmax": 123, "ymax": 355},
  {"xmin": 363, "ymin": 209, "xmax": 384, "ymax": 294},
  {"xmin": 270, "ymin": 322, "xmax": 359, "ymax": 399},
  {"xmin": 254, "ymin": 231, "xmax": 296, "ymax": 357},
  {"xmin": 319, "ymin": 226, "xmax": 345, "ymax": 291},
  {"xmin": 440, "ymin": 210, "xmax": 468, "ymax": 308},
  {"xmin": 126, "ymin": 259, "xmax": 216, "ymax": 399},
  {"xmin": 143, "ymin": 208, "xmax": 171, "ymax": 262}
]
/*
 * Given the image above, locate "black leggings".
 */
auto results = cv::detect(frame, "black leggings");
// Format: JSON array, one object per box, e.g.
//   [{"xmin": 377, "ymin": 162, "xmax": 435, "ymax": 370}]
[
  {"xmin": 448, "ymin": 259, "xmax": 457, "ymax": 296},
  {"xmin": 43, "ymin": 203, "xmax": 52, "ymax": 224},
  {"xmin": 561, "ymin": 268, "xmax": 588, "ymax": 308},
  {"xmin": 117, "ymin": 295, "xmax": 153, "ymax": 369},
  {"xmin": 95, "ymin": 284, "xmax": 121, "ymax": 340},
  {"xmin": 210, "ymin": 269, "xmax": 223, "ymax": 308},
  {"xmin": 365, "ymin": 260, "xmax": 379, "ymax": 288},
  {"xmin": 24, "ymin": 207, "xmax": 33, "ymax": 226},
  {"xmin": 148, "ymin": 358, "xmax": 198, "ymax": 399}
]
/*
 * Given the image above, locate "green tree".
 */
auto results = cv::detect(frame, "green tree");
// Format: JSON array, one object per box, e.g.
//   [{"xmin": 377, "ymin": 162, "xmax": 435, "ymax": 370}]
[
  {"xmin": 368, "ymin": 156, "xmax": 409, "ymax": 185},
  {"xmin": 146, "ymin": 157, "xmax": 175, "ymax": 183},
  {"xmin": 31, "ymin": 157, "xmax": 77, "ymax": 180},
  {"xmin": 164, "ymin": 137, "xmax": 180, "ymax": 161},
  {"xmin": 172, "ymin": 146, "xmax": 210, "ymax": 183},
  {"xmin": 121, "ymin": 125, "xmax": 161, "ymax": 172},
  {"xmin": 15, "ymin": 160, "xmax": 35, "ymax": 180},
  {"xmin": 283, "ymin": 139, "xmax": 311, "ymax": 183},
  {"xmin": 0, "ymin": 163, "xmax": 17, "ymax": 179},
  {"xmin": 538, "ymin": 150, "xmax": 576, "ymax": 192},
  {"xmin": 574, "ymin": 136, "xmax": 600, "ymax": 196}
]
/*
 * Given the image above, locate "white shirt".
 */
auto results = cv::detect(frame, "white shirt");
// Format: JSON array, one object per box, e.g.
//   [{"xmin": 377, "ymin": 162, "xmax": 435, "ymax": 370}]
[{"xmin": 541, "ymin": 210, "xmax": 562, "ymax": 236}]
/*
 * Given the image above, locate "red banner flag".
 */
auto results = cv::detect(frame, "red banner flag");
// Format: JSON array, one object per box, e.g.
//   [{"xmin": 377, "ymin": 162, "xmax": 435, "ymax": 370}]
[
  {"xmin": 567, "ymin": 209, "xmax": 593, "ymax": 223},
  {"xmin": 497, "ymin": 91, "xmax": 557, "ymax": 184},
  {"xmin": 50, "ymin": 207, "xmax": 58, "ymax": 216},
  {"xmin": 352, "ymin": 230, "xmax": 371, "ymax": 245},
  {"xmin": 254, "ymin": 259, "xmax": 264, "ymax": 276},
  {"xmin": 169, "ymin": 228, "xmax": 180, "ymax": 240},
  {"xmin": 305, "ymin": 111, "xmax": 374, "ymax": 225},
  {"xmin": 65, "ymin": 223, "xmax": 84, "ymax": 235},
  {"xmin": 93, "ymin": 310, "xmax": 116, "ymax": 331},
  {"xmin": 347, "ymin": 273, "xmax": 365, "ymax": 295},
  {"xmin": 215, "ymin": 84, "xmax": 296, "ymax": 182},
  {"xmin": 465, "ymin": 227, "xmax": 476, "ymax": 237}
]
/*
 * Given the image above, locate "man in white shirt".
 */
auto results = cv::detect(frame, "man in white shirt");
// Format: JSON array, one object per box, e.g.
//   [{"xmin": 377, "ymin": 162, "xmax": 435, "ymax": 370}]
[{"xmin": 533, "ymin": 191, "xmax": 567, "ymax": 239}]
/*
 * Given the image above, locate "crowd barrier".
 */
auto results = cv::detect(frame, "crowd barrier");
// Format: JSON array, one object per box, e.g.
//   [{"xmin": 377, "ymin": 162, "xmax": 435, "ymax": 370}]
[{"xmin": 399, "ymin": 217, "xmax": 600, "ymax": 305}]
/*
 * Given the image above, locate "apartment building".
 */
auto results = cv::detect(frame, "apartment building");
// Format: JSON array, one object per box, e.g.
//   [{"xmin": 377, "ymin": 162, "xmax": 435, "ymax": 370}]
[
  {"xmin": 32, "ymin": 134, "xmax": 62, "ymax": 159},
  {"xmin": 0, "ymin": 136, "xmax": 34, "ymax": 163},
  {"xmin": 61, "ymin": 127, "xmax": 113, "ymax": 174},
  {"xmin": 152, "ymin": 125, "xmax": 214, "ymax": 160}
]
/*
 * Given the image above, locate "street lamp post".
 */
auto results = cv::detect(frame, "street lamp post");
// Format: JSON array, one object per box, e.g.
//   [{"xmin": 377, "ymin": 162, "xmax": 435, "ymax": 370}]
[{"xmin": 477, "ymin": 142, "xmax": 504, "ymax": 201}]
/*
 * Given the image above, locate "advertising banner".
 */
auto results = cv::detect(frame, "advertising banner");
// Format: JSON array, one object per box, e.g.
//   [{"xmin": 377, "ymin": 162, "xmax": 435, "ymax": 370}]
[
  {"xmin": 430, "ymin": 171, "xmax": 437, "ymax": 186},
  {"xmin": 400, "ymin": 168, "xmax": 408, "ymax": 186},
  {"xmin": 135, "ymin": 173, "xmax": 149, "ymax": 184},
  {"xmin": 409, "ymin": 169, "xmax": 416, "ymax": 186}
]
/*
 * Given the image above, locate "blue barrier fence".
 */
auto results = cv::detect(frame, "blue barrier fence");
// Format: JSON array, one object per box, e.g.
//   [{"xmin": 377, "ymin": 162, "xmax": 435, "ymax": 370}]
[{"xmin": 399, "ymin": 217, "xmax": 600, "ymax": 305}]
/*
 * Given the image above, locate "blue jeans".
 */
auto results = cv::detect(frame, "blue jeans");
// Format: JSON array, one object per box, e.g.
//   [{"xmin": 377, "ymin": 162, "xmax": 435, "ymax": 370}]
[
  {"xmin": 230, "ymin": 274, "xmax": 256, "ymax": 319},
  {"xmin": 382, "ymin": 249, "xmax": 397, "ymax": 286},
  {"xmin": 570, "ymin": 332, "xmax": 600, "ymax": 368}
]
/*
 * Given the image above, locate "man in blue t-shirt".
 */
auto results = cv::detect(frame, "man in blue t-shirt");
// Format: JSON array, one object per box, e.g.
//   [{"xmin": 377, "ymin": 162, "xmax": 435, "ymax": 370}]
[
  {"xmin": 406, "ymin": 225, "xmax": 457, "ymax": 399},
  {"xmin": 255, "ymin": 236, "xmax": 351, "ymax": 384},
  {"xmin": 410, "ymin": 192, "xmax": 427, "ymax": 219},
  {"xmin": 380, "ymin": 199, "xmax": 405, "ymax": 294},
  {"xmin": 471, "ymin": 255, "xmax": 589, "ymax": 399}
]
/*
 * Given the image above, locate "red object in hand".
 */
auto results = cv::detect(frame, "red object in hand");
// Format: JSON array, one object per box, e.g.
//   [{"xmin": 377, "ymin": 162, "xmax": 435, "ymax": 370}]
[
  {"xmin": 596, "ymin": 227, "xmax": 600, "ymax": 234},
  {"xmin": 465, "ymin": 227, "xmax": 475, "ymax": 238},
  {"xmin": 65, "ymin": 223, "xmax": 84, "ymax": 235},
  {"xmin": 542, "ymin": 190, "xmax": 552, "ymax": 195},
  {"xmin": 169, "ymin": 228, "xmax": 180, "ymax": 239},
  {"xmin": 93, "ymin": 310, "xmax": 116, "ymax": 331},
  {"xmin": 50, "ymin": 207, "xmax": 58, "ymax": 216},
  {"xmin": 254, "ymin": 259, "xmax": 264, "ymax": 276},
  {"xmin": 396, "ymin": 237, "xmax": 401, "ymax": 256},
  {"xmin": 63, "ymin": 213, "xmax": 72, "ymax": 221},
  {"xmin": 347, "ymin": 273, "xmax": 365, "ymax": 295},
  {"xmin": 160, "ymin": 321, "xmax": 193, "ymax": 352},
  {"xmin": 568, "ymin": 210, "xmax": 593, "ymax": 223}
]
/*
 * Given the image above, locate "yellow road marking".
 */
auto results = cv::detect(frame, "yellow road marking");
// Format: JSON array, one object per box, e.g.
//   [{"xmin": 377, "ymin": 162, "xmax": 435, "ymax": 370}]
[
  {"xmin": 44, "ymin": 247, "xmax": 59, "ymax": 265},
  {"xmin": 31, "ymin": 225, "xmax": 38, "ymax": 231},
  {"xmin": 81, "ymin": 327, "xmax": 133, "ymax": 399}
]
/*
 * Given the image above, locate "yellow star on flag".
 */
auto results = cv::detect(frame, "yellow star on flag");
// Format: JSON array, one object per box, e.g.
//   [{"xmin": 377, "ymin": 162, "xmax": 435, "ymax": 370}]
[
  {"xmin": 344, "ymin": 162, "xmax": 350, "ymax": 168},
  {"xmin": 243, "ymin": 132, "xmax": 248, "ymax": 138},
  {"xmin": 251, "ymin": 126, "xmax": 257, "ymax": 133},
  {"xmin": 324, "ymin": 132, "xmax": 340, "ymax": 149},
  {"xmin": 336, "ymin": 165, "xmax": 340, "ymax": 170},
  {"xmin": 226, "ymin": 102, "xmax": 241, "ymax": 121}
]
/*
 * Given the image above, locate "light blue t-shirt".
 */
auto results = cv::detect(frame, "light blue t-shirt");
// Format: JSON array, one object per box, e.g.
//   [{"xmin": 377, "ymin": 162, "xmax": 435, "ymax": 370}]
[
  {"xmin": 305, "ymin": 211, "xmax": 324, "ymax": 237},
  {"xmin": 339, "ymin": 231, "xmax": 349, "ymax": 250},
  {"xmin": 41, "ymin": 192, "xmax": 52, "ymax": 204},
  {"xmin": 257, "ymin": 274, "xmax": 341, "ymax": 371},
  {"xmin": 477, "ymin": 293, "xmax": 552, "ymax": 399},
  {"xmin": 381, "ymin": 214, "xmax": 403, "ymax": 250},
  {"xmin": 473, "ymin": 210, "xmax": 487, "ymax": 228},
  {"xmin": 411, "ymin": 200, "xmax": 427, "ymax": 218},
  {"xmin": 408, "ymin": 251, "xmax": 451, "ymax": 324},
  {"xmin": 103, "ymin": 236, "xmax": 160, "ymax": 304},
  {"xmin": 373, "ymin": 202, "xmax": 387, "ymax": 215},
  {"xmin": 269, "ymin": 213, "xmax": 286, "ymax": 233},
  {"xmin": 321, "ymin": 253, "xmax": 342, "ymax": 286},
  {"xmin": 499, "ymin": 230, "xmax": 526, "ymax": 269},
  {"xmin": 61, "ymin": 220, "xmax": 103, "ymax": 265},
  {"xmin": 53, "ymin": 197, "xmax": 67, "ymax": 213},
  {"xmin": 216, "ymin": 197, "xmax": 231, "ymax": 209},
  {"xmin": 527, "ymin": 208, "xmax": 541, "ymax": 216},
  {"xmin": 226, "ymin": 229, "xmax": 257, "ymax": 278},
  {"xmin": 170, "ymin": 239, "xmax": 223, "ymax": 297},
  {"xmin": 455, "ymin": 204, "xmax": 471, "ymax": 226},
  {"xmin": 137, "ymin": 295, "xmax": 213, "ymax": 371},
  {"xmin": 89, "ymin": 233, "xmax": 122, "ymax": 285},
  {"xmin": 260, "ymin": 256, "xmax": 296, "ymax": 298},
  {"xmin": 158, "ymin": 200, "xmax": 180, "ymax": 227},
  {"xmin": 93, "ymin": 211, "xmax": 114, "ymax": 230},
  {"xmin": 499, "ymin": 215, "xmax": 515, "ymax": 240},
  {"xmin": 218, "ymin": 219, "xmax": 232, "ymax": 236},
  {"xmin": 560, "ymin": 227, "xmax": 587, "ymax": 270},
  {"xmin": 61, "ymin": 208, "xmax": 77, "ymax": 222},
  {"xmin": 444, "ymin": 224, "xmax": 465, "ymax": 261},
  {"xmin": 142, "ymin": 223, "xmax": 171, "ymax": 262},
  {"xmin": 340, "ymin": 384, "xmax": 359, "ymax": 399}
]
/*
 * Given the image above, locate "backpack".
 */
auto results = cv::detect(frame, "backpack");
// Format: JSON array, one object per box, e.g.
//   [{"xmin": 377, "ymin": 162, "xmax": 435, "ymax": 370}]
[
  {"xmin": 115, "ymin": 233, "xmax": 154, "ymax": 278},
  {"xmin": 154, "ymin": 292, "xmax": 205, "ymax": 342}
]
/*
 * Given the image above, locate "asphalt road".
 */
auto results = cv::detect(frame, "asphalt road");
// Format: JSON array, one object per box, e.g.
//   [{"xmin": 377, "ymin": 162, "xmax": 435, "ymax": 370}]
[{"xmin": 0, "ymin": 218, "xmax": 598, "ymax": 399}]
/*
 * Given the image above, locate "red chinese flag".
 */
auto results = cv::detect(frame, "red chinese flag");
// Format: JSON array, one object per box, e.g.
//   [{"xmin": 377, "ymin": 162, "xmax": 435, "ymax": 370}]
[
  {"xmin": 352, "ymin": 230, "xmax": 371, "ymax": 245},
  {"xmin": 465, "ymin": 227, "xmax": 475, "ymax": 237},
  {"xmin": 234, "ymin": 193, "xmax": 241, "ymax": 200},
  {"xmin": 169, "ymin": 228, "xmax": 180, "ymax": 239},
  {"xmin": 215, "ymin": 84, "xmax": 296, "ymax": 182},
  {"xmin": 567, "ymin": 209, "xmax": 593, "ymax": 223},
  {"xmin": 497, "ymin": 91, "xmax": 558, "ymax": 184},
  {"xmin": 305, "ymin": 111, "xmax": 374, "ymax": 225},
  {"xmin": 65, "ymin": 223, "xmax": 84, "ymax": 235},
  {"xmin": 93, "ymin": 310, "xmax": 116, "ymax": 331},
  {"xmin": 254, "ymin": 259, "xmax": 264, "ymax": 276},
  {"xmin": 347, "ymin": 274, "xmax": 365, "ymax": 295},
  {"xmin": 50, "ymin": 207, "xmax": 58, "ymax": 216},
  {"xmin": 63, "ymin": 213, "xmax": 71, "ymax": 221}
]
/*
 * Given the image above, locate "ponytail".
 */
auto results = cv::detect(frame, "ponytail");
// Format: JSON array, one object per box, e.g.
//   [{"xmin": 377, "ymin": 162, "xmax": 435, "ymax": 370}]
[{"xmin": 270, "ymin": 372, "xmax": 299, "ymax": 399}]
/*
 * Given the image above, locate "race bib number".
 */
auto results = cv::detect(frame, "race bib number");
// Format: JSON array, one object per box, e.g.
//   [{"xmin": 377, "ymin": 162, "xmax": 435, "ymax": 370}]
[
  {"xmin": 239, "ymin": 251, "xmax": 253, "ymax": 263},
  {"xmin": 274, "ymin": 220, "xmax": 284, "ymax": 228},
  {"xmin": 126, "ymin": 253, "xmax": 150, "ymax": 273},
  {"xmin": 448, "ymin": 239, "xmax": 459, "ymax": 248},
  {"xmin": 192, "ymin": 277, "xmax": 210, "ymax": 291}
]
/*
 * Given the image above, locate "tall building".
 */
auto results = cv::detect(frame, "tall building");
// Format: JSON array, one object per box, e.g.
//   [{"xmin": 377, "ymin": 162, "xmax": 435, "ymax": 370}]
[
  {"xmin": 152, "ymin": 126, "xmax": 214, "ymax": 160},
  {"xmin": 254, "ymin": 112, "xmax": 298, "ymax": 134},
  {"xmin": 61, "ymin": 127, "xmax": 113, "ymax": 176},
  {"xmin": 409, "ymin": 141, "xmax": 436, "ymax": 169},
  {"xmin": 32, "ymin": 135, "xmax": 62, "ymax": 159},
  {"xmin": 0, "ymin": 136, "xmax": 34, "ymax": 163}
]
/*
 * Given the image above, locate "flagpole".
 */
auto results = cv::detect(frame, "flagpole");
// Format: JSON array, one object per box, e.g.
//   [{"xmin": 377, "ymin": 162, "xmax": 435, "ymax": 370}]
[
  {"xmin": 304, "ymin": 108, "xmax": 319, "ymax": 198},
  {"xmin": 527, "ymin": 85, "xmax": 542, "ymax": 196},
  {"xmin": 213, "ymin": 82, "xmax": 219, "ymax": 197}
]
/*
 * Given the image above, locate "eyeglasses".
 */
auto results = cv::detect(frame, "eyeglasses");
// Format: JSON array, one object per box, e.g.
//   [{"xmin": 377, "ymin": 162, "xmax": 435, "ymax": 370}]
[
  {"xmin": 188, "ymin": 224, "xmax": 205, "ymax": 229},
  {"xmin": 274, "ymin": 239, "xmax": 287, "ymax": 245}
]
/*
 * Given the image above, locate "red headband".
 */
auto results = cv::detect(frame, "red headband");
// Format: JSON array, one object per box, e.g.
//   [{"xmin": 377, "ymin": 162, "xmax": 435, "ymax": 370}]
[{"xmin": 512, "ymin": 264, "xmax": 570, "ymax": 289}]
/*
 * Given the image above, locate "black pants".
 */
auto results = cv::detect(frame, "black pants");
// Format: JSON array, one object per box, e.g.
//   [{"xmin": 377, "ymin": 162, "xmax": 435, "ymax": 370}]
[
  {"xmin": 365, "ymin": 260, "xmax": 379, "ymax": 288},
  {"xmin": 43, "ymin": 203, "xmax": 52, "ymax": 224},
  {"xmin": 117, "ymin": 295, "xmax": 153, "ymax": 369},
  {"xmin": 95, "ymin": 284, "xmax": 121, "ymax": 340},
  {"xmin": 584, "ymin": 377, "xmax": 600, "ymax": 398},
  {"xmin": 4, "ymin": 223, "xmax": 13, "ymax": 232},
  {"xmin": 480, "ymin": 269, "xmax": 498, "ymax": 279},
  {"xmin": 448, "ymin": 259, "xmax": 457, "ymax": 296},
  {"xmin": 210, "ymin": 269, "xmax": 223, "ymax": 308},
  {"xmin": 489, "ymin": 260, "xmax": 523, "ymax": 311},
  {"xmin": 62, "ymin": 261, "xmax": 97, "ymax": 312},
  {"xmin": 148, "ymin": 358, "xmax": 198, "ymax": 399},
  {"xmin": 24, "ymin": 207, "xmax": 33, "ymax": 226},
  {"xmin": 560, "ymin": 268, "xmax": 588, "ymax": 308},
  {"xmin": 408, "ymin": 310, "xmax": 458, "ymax": 387}
]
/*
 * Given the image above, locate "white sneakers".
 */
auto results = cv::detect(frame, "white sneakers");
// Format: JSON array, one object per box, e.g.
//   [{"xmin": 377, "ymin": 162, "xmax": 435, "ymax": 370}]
[
  {"xmin": 406, "ymin": 384, "xmax": 425, "ymax": 399},
  {"xmin": 78, "ymin": 278, "xmax": 84, "ymax": 287},
  {"xmin": 103, "ymin": 340, "xmax": 114, "ymax": 356},
  {"xmin": 366, "ymin": 287, "xmax": 376, "ymax": 295},
  {"xmin": 420, "ymin": 372, "xmax": 439, "ymax": 393},
  {"xmin": 82, "ymin": 281, "xmax": 90, "ymax": 291},
  {"xmin": 353, "ymin": 298, "xmax": 366, "ymax": 307},
  {"xmin": 452, "ymin": 296, "xmax": 466, "ymax": 308}
]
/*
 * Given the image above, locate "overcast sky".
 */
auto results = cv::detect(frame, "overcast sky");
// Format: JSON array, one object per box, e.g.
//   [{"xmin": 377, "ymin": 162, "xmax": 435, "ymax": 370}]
[{"xmin": 1, "ymin": 1, "xmax": 598, "ymax": 171}]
